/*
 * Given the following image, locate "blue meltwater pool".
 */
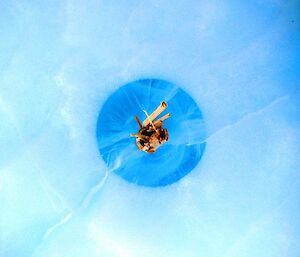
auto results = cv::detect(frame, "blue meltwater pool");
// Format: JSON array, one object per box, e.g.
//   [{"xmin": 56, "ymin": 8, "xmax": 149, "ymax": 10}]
[{"xmin": 97, "ymin": 79, "xmax": 206, "ymax": 187}]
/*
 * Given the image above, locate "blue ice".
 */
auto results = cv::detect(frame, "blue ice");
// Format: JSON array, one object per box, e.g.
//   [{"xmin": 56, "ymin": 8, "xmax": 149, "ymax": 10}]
[{"xmin": 0, "ymin": 0, "xmax": 300, "ymax": 257}]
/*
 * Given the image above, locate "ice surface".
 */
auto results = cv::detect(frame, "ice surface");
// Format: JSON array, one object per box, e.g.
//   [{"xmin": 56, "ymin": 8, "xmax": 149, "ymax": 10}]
[{"xmin": 1, "ymin": 0, "xmax": 300, "ymax": 257}]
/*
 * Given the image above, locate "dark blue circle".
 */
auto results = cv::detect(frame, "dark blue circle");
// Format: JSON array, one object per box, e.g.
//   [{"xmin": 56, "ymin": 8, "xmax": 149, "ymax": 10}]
[{"xmin": 96, "ymin": 79, "xmax": 206, "ymax": 187}]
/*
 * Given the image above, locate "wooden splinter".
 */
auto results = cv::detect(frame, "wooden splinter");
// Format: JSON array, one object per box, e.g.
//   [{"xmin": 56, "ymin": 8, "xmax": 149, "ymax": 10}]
[
  {"xmin": 131, "ymin": 101, "xmax": 171, "ymax": 153},
  {"xmin": 135, "ymin": 116, "xmax": 143, "ymax": 129}
]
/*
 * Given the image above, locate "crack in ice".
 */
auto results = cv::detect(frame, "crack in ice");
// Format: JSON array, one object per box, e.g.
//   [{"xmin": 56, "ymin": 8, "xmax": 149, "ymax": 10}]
[
  {"xmin": 80, "ymin": 169, "xmax": 109, "ymax": 209},
  {"xmin": 43, "ymin": 213, "xmax": 73, "ymax": 240},
  {"xmin": 196, "ymin": 93, "xmax": 292, "ymax": 145}
]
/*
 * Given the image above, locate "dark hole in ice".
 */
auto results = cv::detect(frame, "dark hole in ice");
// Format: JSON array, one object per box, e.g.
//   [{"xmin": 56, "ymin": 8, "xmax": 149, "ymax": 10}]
[{"xmin": 96, "ymin": 79, "xmax": 206, "ymax": 187}]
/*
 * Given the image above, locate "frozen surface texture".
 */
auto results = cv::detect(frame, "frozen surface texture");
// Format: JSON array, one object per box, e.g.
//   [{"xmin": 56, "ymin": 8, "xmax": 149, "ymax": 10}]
[
  {"xmin": 0, "ymin": 0, "xmax": 300, "ymax": 257},
  {"xmin": 97, "ymin": 79, "xmax": 206, "ymax": 186}
]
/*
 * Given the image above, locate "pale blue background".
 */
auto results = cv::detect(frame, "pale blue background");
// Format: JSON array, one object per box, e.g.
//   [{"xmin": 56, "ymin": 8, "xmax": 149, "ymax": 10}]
[{"xmin": 0, "ymin": 1, "xmax": 300, "ymax": 257}]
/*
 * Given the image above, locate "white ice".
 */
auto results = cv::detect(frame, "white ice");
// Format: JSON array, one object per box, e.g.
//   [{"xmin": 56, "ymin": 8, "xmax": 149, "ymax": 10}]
[{"xmin": 0, "ymin": 0, "xmax": 300, "ymax": 257}]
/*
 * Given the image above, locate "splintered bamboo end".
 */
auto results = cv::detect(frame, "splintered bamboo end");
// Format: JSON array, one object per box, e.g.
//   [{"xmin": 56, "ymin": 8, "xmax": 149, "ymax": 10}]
[{"xmin": 143, "ymin": 101, "xmax": 168, "ymax": 127}]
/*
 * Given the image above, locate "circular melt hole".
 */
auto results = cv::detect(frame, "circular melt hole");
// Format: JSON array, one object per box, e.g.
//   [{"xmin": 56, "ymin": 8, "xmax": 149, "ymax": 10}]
[{"xmin": 97, "ymin": 79, "xmax": 206, "ymax": 187}]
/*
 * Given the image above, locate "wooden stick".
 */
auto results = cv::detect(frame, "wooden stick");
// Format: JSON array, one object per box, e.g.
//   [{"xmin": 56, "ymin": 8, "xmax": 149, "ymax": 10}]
[
  {"xmin": 143, "ymin": 110, "xmax": 158, "ymax": 133},
  {"xmin": 135, "ymin": 115, "xmax": 143, "ymax": 129},
  {"xmin": 155, "ymin": 113, "xmax": 171, "ymax": 123},
  {"xmin": 153, "ymin": 113, "xmax": 171, "ymax": 128},
  {"xmin": 143, "ymin": 102, "xmax": 168, "ymax": 127}
]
